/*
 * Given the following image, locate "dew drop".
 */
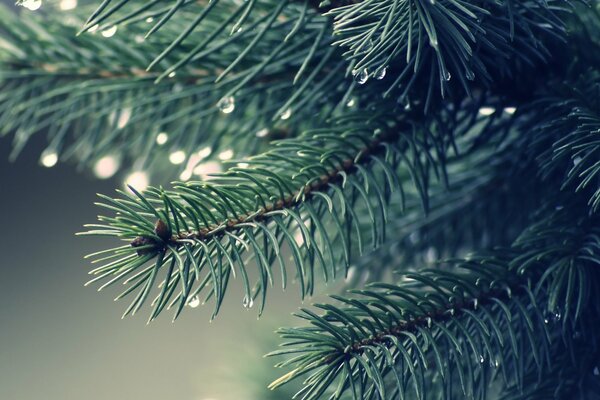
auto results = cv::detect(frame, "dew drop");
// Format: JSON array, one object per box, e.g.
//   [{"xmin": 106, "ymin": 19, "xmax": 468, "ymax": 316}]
[
  {"xmin": 426, "ymin": 317, "xmax": 432, "ymax": 328},
  {"xmin": 429, "ymin": 0, "xmax": 436, "ymax": 4},
  {"xmin": 101, "ymin": 25, "xmax": 118, "ymax": 38},
  {"xmin": 494, "ymin": 359, "xmax": 500, "ymax": 368},
  {"xmin": 465, "ymin": 70, "xmax": 475, "ymax": 81},
  {"xmin": 156, "ymin": 132, "xmax": 168, "ymax": 145},
  {"xmin": 242, "ymin": 295, "xmax": 254, "ymax": 309},
  {"xmin": 218, "ymin": 96, "xmax": 235, "ymax": 114},
  {"xmin": 18, "ymin": 0, "xmax": 42, "ymax": 11},
  {"xmin": 444, "ymin": 71, "xmax": 452, "ymax": 82},
  {"xmin": 355, "ymin": 68, "xmax": 369, "ymax": 85},
  {"xmin": 188, "ymin": 295, "xmax": 200, "ymax": 308},
  {"xmin": 168, "ymin": 71, "xmax": 176, "ymax": 78},
  {"xmin": 346, "ymin": 98, "xmax": 356, "ymax": 108},
  {"xmin": 169, "ymin": 150, "xmax": 186, "ymax": 165},
  {"xmin": 479, "ymin": 107, "xmax": 495, "ymax": 116},
  {"xmin": 256, "ymin": 128, "xmax": 269, "ymax": 138},
  {"xmin": 59, "ymin": 0, "xmax": 77, "ymax": 10},
  {"xmin": 573, "ymin": 156, "xmax": 582, "ymax": 166},
  {"xmin": 429, "ymin": 37, "xmax": 439, "ymax": 49},
  {"xmin": 594, "ymin": 366, "xmax": 600, "ymax": 376},
  {"xmin": 40, "ymin": 149, "xmax": 58, "ymax": 168},
  {"xmin": 280, "ymin": 108, "xmax": 292, "ymax": 120},
  {"xmin": 479, "ymin": 355, "xmax": 485, "ymax": 364},
  {"xmin": 375, "ymin": 67, "xmax": 387, "ymax": 80},
  {"xmin": 146, "ymin": 17, "xmax": 154, "ymax": 23},
  {"xmin": 504, "ymin": 107, "xmax": 517, "ymax": 115},
  {"xmin": 473, "ymin": 298, "xmax": 479, "ymax": 310}
]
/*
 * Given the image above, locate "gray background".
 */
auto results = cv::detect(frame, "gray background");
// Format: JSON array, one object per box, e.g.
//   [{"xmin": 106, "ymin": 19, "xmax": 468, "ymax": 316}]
[{"xmin": 0, "ymin": 136, "xmax": 305, "ymax": 400}]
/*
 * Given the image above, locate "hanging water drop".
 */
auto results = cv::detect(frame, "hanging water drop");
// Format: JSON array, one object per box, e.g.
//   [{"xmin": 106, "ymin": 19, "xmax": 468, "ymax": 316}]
[
  {"xmin": 444, "ymin": 70, "xmax": 452, "ymax": 82},
  {"xmin": 188, "ymin": 295, "xmax": 200, "ymax": 308},
  {"xmin": 465, "ymin": 70, "xmax": 475, "ymax": 81},
  {"xmin": 218, "ymin": 96, "xmax": 235, "ymax": 114},
  {"xmin": 573, "ymin": 156, "xmax": 582, "ymax": 166},
  {"xmin": 355, "ymin": 68, "xmax": 369, "ymax": 85},
  {"xmin": 426, "ymin": 317, "xmax": 432, "ymax": 328},
  {"xmin": 429, "ymin": 37, "xmax": 439, "ymax": 49},
  {"xmin": 40, "ymin": 149, "xmax": 58, "ymax": 168},
  {"xmin": 473, "ymin": 298, "xmax": 479, "ymax": 310},
  {"xmin": 375, "ymin": 67, "xmax": 387, "ymax": 80},
  {"xmin": 243, "ymin": 295, "xmax": 254, "ymax": 309},
  {"xmin": 101, "ymin": 25, "xmax": 118, "ymax": 38},
  {"xmin": 594, "ymin": 366, "xmax": 600, "ymax": 376},
  {"xmin": 256, "ymin": 128, "xmax": 269, "ymax": 138},
  {"xmin": 18, "ymin": 0, "xmax": 42, "ymax": 11},
  {"xmin": 346, "ymin": 98, "xmax": 356, "ymax": 108},
  {"xmin": 494, "ymin": 359, "xmax": 500, "ymax": 368},
  {"xmin": 479, "ymin": 355, "xmax": 485, "ymax": 364},
  {"xmin": 280, "ymin": 108, "xmax": 292, "ymax": 120}
]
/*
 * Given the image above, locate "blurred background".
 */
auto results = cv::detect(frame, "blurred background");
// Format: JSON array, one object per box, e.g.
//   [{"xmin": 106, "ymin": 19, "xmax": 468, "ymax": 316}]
[{"xmin": 0, "ymin": 135, "xmax": 307, "ymax": 400}]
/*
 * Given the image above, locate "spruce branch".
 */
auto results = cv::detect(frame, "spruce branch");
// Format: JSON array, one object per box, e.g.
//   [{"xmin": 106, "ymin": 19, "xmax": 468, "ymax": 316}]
[
  {"xmin": 0, "ymin": 4, "xmax": 349, "ymax": 172},
  {"xmin": 268, "ymin": 206, "xmax": 600, "ymax": 399},
  {"xmin": 81, "ymin": 109, "xmax": 461, "ymax": 321}
]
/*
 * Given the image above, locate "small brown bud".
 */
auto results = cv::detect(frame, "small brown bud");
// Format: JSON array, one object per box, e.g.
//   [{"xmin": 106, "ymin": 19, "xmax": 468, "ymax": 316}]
[{"xmin": 154, "ymin": 219, "xmax": 171, "ymax": 241}]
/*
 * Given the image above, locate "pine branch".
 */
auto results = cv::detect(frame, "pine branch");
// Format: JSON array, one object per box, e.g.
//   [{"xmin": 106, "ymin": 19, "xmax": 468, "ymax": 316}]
[
  {"xmin": 0, "ymin": 4, "xmax": 349, "ymax": 172},
  {"xmin": 268, "ymin": 205, "xmax": 600, "ymax": 399},
  {"xmin": 80, "ymin": 109, "xmax": 462, "ymax": 321}
]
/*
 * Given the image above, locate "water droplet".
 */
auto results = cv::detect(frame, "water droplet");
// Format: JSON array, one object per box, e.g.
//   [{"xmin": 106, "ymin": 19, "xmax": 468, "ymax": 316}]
[
  {"xmin": 218, "ymin": 96, "xmax": 235, "ymax": 114},
  {"xmin": 504, "ymin": 107, "xmax": 517, "ymax": 115},
  {"xmin": 93, "ymin": 155, "xmax": 120, "ymax": 179},
  {"xmin": 573, "ymin": 156, "xmax": 582, "ymax": 166},
  {"xmin": 544, "ymin": 310, "xmax": 561, "ymax": 324},
  {"xmin": 167, "ymin": 71, "xmax": 176, "ymax": 78},
  {"xmin": 156, "ymin": 132, "xmax": 168, "ymax": 145},
  {"xmin": 88, "ymin": 24, "xmax": 99, "ymax": 33},
  {"xmin": 354, "ymin": 68, "xmax": 369, "ymax": 85},
  {"xmin": 146, "ymin": 17, "xmax": 154, "ymax": 23},
  {"xmin": 346, "ymin": 98, "xmax": 356, "ymax": 108},
  {"xmin": 242, "ymin": 295, "xmax": 254, "ymax": 309},
  {"xmin": 426, "ymin": 317, "xmax": 432, "ymax": 328},
  {"xmin": 188, "ymin": 295, "xmax": 200, "ymax": 308},
  {"xmin": 169, "ymin": 150, "xmax": 186, "ymax": 165},
  {"xmin": 555, "ymin": 205, "xmax": 564, "ymax": 211},
  {"xmin": 375, "ymin": 67, "xmax": 387, "ymax": 80},
  {"xmin": 59, "ymin": 0, "xmax": 77, "ymax": 10},
  {"xmin": 197, "ymin": 146, "xmax": 212, "ymax": 159},
  {"xmin": 505, "ymin": 286, "xmax": 512, "ymax": 299},
  {"xmin": 280, "ymin": 108, "xmax": 292, "ymax": 120},
  {"xmin": 443, "ymin": 71, "xmax": 452, "ymax": 81},
  {"xmin": 429, "ymin": 0, "xmax": 436, "ymax": 4},
  {"xmin": 594, "ymin": 366, "xmax": 600, "ymax": 376},
  {"xmin": 40, "ymin": 149, "xmax": 58, "ymax": 168},
  {"xmin": 218, "ymin": 149, "xmax": 234, "ymax": 160},
  {"xmin": 479, "ymin": 355, "xmax": 485, "ymax": 364},
  {"xmin": 494, "ymin": 359, "xmax": 500, "ymax": 368},
  {"xmin": 429, "ymin": 37, "xmax": 439, "ymax": 49},
  {"xmin": 18, "ymin": 0, "xmax": 42, "ymax": 11},
  {"xmin": 256, "ymin": 128, "xmax": 269, "ymax": 138},
  {"xmin": 473, "ymin": 298, "xmax": 479, "ymax": 310},
  {"xmin": 465, "ymin": 70, "xmax": 475, "ymax": 81},
  {"xmin": 124, "ymin": 171, "xmax": 149, "ymax": 192},
  {"xmin": 117, "ymin": 107, "xmax": 131, "ymax": 129},
  {"xmin": 478, "ymin": 107, "xmax": 495, "ymax": 116},
  {"xmin": 101, "ymin": 25, "xmax": 118, "ymax": 38}
]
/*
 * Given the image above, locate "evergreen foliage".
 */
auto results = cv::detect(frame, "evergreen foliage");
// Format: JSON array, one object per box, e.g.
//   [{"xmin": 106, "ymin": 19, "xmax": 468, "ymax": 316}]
[{"xmin": 2, "ymin": 0, "xmax": 600, "ymax": 398}]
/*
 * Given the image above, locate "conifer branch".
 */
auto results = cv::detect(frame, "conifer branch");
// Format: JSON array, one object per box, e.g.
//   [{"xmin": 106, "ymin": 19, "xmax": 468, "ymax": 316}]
[{"xmin": 268, "ymin": 206, "xmax": 600, "ymax": 399}]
